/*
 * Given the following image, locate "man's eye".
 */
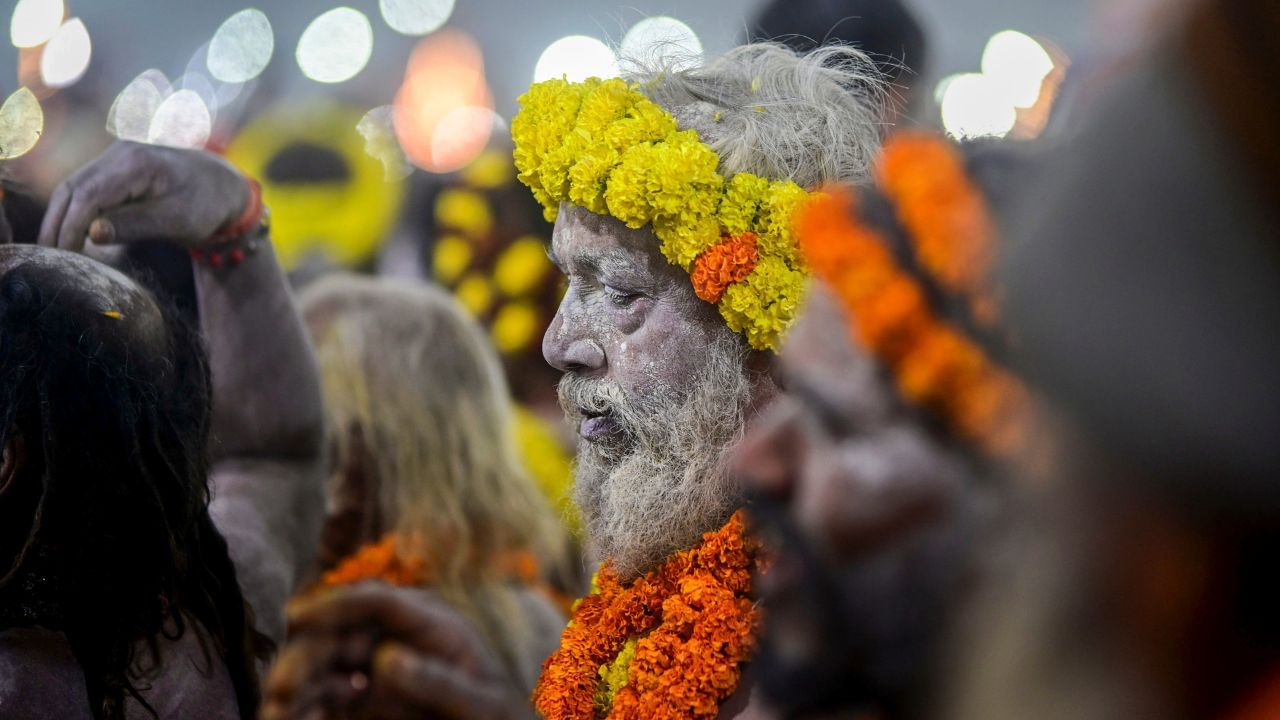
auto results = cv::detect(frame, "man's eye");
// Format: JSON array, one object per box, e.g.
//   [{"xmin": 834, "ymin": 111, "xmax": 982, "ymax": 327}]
[{"xmin": 603, "ymin": 286, "xmax": 640, "ymax": 307}]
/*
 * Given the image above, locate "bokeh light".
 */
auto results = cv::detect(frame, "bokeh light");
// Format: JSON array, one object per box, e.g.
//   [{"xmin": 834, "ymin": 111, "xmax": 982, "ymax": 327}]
[
  {"xmin": 939, "ymin": 72, "xmax": 1017, "ymax": 140},
  {"xmin": 0, "ymin": 88, "xmax": 43, "ymax": 159},
  {"xmin": 107, "ymin": 69, "xmax": 168, "ymax": 141},
  {"xmin": 431, "ymin": 106, "xmax": 501, "ymax": 172},
  {"xmin": 619, "ymin": 16, "xmax": 702, "ymax": 70},
  {"xmin": 534, "ymin": 35, "xmax": 617, "ymax": 83},
  {"xmin": 296, "ymin": 7, "xmax": 373, "ymax": 84},
  {"xmin": 394, "ymin": 29, "xmax": 494, "ymax": 172},
  {"xmin": 981, "ymin": 30, "xmax": 1055, "ymax": 108},
  {"xmin": 10, "ymin": 0, "xmax": 63, "ymax": 48},
  {"xmin": 379, "ymin": 0, "xmax": 455, "ymax": 36},
  {"xmin": 357, "ymin": 105, "xmax": 413, "ymax": 180},
  {"xmin": 148, "ymin": 89, "xmax": 211, "ymax": 148},
  {"xmin": 39, "ymin": 17, "xmax": 91, "ymax": 88},
  {"xmin": 207, "ymin": 8, "xmax": 274, "ymax": 84}
]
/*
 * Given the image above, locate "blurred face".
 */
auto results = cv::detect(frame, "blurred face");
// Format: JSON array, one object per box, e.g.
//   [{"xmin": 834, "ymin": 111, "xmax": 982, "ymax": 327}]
[
  {"xmin": 734, "ymin": 284, "xmax": 974, "ymax": 715},
  {"xmin": 543, "ymin": 204, "xmax": 770, "ymax": 579}
]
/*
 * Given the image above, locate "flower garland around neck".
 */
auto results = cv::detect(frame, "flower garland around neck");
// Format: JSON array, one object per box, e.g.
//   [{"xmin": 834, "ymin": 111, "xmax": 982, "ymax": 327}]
[
  {"xmin": 511, "ymin": 76, "xmax": 811, "ymax": 352},
  {"xmin": 796, "ymin": 187, "xmax": 1029, "ymax": 458},
  {"xmin": 876, "ymin": 132, "xmax": 1001, "ymax": 328},
  {"xmin": 533, "ymin": 509, "xmax": 762, "ymax": 720}
]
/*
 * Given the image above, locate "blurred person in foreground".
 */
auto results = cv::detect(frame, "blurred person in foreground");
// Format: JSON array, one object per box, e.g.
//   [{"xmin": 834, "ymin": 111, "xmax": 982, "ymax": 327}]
[
  {"xmin": 729, "ymin": 132, "xmax": 1036, "ymax": 719},
  {"xmin": 263, "ymin": 42, "xmax": 886, "ymax": 719},
  {"xmin": 947, "ymin": 1, "xmax": 1280, "ymax": 719},
  {"xmin": 748, "ymin": 0, "xmax": 929, "ymax": 123},
  {"xmin": 0, "ymin": 141, "xmax": 325, "ymax": 718},
  {"xmin": 296, "ymin": 273, "xmax": 571, "ymax": 692}
]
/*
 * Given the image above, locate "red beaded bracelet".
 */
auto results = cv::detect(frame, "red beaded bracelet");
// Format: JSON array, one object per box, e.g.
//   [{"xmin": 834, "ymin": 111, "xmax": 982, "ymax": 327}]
[
  {"xmin": 214, "ymin": 178, "xmax": 264, "ymax": 241},
  {"xmin": 191, "ymin": 176, "xmax": 268, "ymax": 268}
]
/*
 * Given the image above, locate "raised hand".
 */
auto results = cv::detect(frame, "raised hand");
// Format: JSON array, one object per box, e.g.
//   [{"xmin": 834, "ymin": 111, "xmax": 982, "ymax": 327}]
[
  {"xmin": 262, "ymin": 583, "xmax": 530, "ymax": 720},
  {"xmin": 38, "ymin": 141, "xmax": 249, "ymax": 252}
]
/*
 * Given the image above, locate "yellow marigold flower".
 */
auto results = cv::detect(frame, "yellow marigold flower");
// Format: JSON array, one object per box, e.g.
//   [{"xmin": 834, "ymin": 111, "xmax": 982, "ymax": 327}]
[
  {"xmin": 655, "ymin": 213, "xmax": 720, "ymax": 270},
  {"xmin": 604, "ymin": 143, "xmax": 660, "ymax": 228},
  {"xmin": 595, "ymin": 637, "xmax": 638, "ymax": 713},
  {"xmin": 434, "ymin": 188, "xmax": 493, "ymax": 238},
  {"xmin": 758, "ymin": 181, "xmax": 809, "ymax": 264},
  {"xmin": 567, "ymin": 144, "xmax": 619, "ymax": 215},
  {"xmin": 461, "ymin": 149, "xmax": 514, "ymax": 189},
  {"xmin": 455, "ymin": 272, "xmax": 494, "ymax": 317},
  {"xmin": 494, "ymin": 236, "xmax": 552, "ymax": 297},
  {"xmin": 719, "ymin": 174, "xmax": 770, "ymax": 236},
  {"xmin": 433, "ymin": 234, "xmax": 473, "ymax": 284},
  {"xmin": 491, "ymin": 300, "xmax": 540, "ymax": 354}
]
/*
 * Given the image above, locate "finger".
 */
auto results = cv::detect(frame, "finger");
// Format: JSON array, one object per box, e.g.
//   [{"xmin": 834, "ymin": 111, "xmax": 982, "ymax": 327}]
[
  {"xmin": 288, "ymin": 584, "xmax": 484, "ymax": 669},
  {"xmin": 56, "ymin": 178, "xmax": 112, "ymax": 252},
  {"xmin": 37, "ymin": 181, "xmax": 72, "ymax": 247},
  {"xmin": 366, "ymin": 643, "xmax": 511, "ymax": 720},
  {"xmin": 89, "ymin": 203, "xmax": 170, "ymax": 245}
]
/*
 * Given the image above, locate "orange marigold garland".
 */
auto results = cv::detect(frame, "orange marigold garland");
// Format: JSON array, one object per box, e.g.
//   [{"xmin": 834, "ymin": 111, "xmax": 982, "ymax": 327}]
[
  {"xmin": 876, "ymin": 132, "xmax": 1001, "ymax": 327},
  {"xmin": 320, "ymin": 534, "xmax": 430, "ymax": 588},
  {"xmin": 796, "ymin": 188, "xmax": 1029, "ymax": 458},
  {"xmin": 533, "ymin": 510, "xmax": 761, "ymax": 720},
  {"xmin": 690, "ymin": 233, "xmax": 759, "ymax": 304},
  {"xmin": 315, "ymin": 533, "xmax": 569, "ymax": 609}
]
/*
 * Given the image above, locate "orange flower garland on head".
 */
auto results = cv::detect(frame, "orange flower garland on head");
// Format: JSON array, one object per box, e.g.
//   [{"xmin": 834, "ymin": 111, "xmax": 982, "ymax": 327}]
[
  {"xmin": 876, "ymin": 132, "xmax": 1001, "ymax": 327},
  {"xmin": 533, "ymin": 510, "xmax": 761, "ymax": 720},
  {"xmin": 796, "ymin": 188, "xmax": 1029, "ymax": 458}
]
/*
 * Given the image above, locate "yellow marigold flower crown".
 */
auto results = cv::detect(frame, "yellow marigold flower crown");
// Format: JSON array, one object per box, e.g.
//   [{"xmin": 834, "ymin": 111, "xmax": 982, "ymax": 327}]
[{"xmin": 511, "ymin": 76, "xmax": 811, "ymax": 352}]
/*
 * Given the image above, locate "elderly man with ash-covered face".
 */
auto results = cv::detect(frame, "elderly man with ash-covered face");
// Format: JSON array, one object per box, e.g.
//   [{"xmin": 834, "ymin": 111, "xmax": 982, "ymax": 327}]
[{"xmin": 265, "ymin": 42, "xmax": 884, "ymax": 720}]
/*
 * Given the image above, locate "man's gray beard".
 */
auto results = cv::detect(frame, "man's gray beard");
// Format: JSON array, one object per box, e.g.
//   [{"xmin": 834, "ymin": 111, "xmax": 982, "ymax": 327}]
[{"xmin": 559, "ymin": 335, "xmax": 753, "ymax": 580}]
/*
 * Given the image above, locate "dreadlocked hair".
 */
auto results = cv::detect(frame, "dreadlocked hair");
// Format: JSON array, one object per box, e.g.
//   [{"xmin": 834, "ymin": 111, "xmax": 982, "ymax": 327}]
[{"xmin": 0, "ymin": 261, "xmax": 270, "ymax": 720}]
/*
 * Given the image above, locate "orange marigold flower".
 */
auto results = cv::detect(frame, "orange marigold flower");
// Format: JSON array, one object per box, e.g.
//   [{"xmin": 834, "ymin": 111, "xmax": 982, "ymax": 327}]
[
  {"xmin": 795, "ymin": 186, "xmax": 1032, "ymax": 460},
  {"xmin": 690, "ymin": 233, "xmax": 759, "ymax": 304},
  {"xmin": 532, "ymin": 509, "xmax": 762, "ymax": 720}
]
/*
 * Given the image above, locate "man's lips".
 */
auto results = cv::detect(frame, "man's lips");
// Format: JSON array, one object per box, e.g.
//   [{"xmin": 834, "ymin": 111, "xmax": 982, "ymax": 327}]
[{"xmin": 579, "ymin": 412, "xmax": 620, "ymax": 441}]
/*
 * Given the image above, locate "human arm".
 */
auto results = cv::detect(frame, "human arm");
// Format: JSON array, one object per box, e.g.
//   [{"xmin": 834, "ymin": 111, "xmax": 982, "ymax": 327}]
[{"xmin": 38, "ymin": 141, "xmax": 327, "ymax": 643}]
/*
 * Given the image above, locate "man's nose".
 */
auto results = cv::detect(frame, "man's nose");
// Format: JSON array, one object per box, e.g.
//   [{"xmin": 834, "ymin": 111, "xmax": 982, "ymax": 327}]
[
  {"xmin": 542, "ymin": 307, "xmax": 606, "ymax": 374},
  {"xmin": 733, "ymin": 399, "xmax": 805, "ymax": 501}
]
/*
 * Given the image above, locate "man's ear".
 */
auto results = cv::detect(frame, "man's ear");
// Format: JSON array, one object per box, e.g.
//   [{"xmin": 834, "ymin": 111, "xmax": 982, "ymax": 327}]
[{"xmin": 0, "ymin": 433, "xmax": 26, "ymax": 499}]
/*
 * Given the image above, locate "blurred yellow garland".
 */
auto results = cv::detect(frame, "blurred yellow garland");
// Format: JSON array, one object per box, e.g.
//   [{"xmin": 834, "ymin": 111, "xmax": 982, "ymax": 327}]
[{"xmin": 511, "ymin": 77, "xmax": 811, "ymax": 352}]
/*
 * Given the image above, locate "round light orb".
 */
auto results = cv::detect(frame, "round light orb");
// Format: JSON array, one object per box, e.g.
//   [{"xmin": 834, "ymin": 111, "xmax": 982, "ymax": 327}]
[
  {"xmin": 107, "ymin": 70, "xmax": 168, "ymax": 141},
  {"xmin": 357, "ymin": 105, "xmax": 413, "ymax": 180},
  {"xmin": 0, "ymin": 88, "xmax": 43, "ymax": 159},
  {"xmin": 981, "ymin": 30, "xmax": 1055, "ymax": 108},
  {"xmin": 10, "ymin": 0, "xmax": 63, "ymax": 48},
  {"xmin": 430, "ymin": 105, "xmax": 498, "ymax": 173},
  {"xmin": 296, "ymin": 7, "xmax": 373, "ymax": 84},
  {"xmin": 620, "ymin": 16, "xmax": 701, "ymax": 70},
  {"xmin": 940, "ymin": 72, "xmax": 1017, "ymax": 140},
  {"xmin": 534, "ymin": 35, "xmax": 617, "ymax": 83},
  {"xmin": 207, "ymin": 8, "xmax": 274, "ymax": 83},
  {"xmin": 39, "ymin": 17, "xmax": 91, "ymax": 88},
  {"xmin": 148, "ymin": 89, "xmax": 212, "ymax": 149},
  {"xmin": 379, "ymin": 0, "xmax": 455, "ymax": 35}
]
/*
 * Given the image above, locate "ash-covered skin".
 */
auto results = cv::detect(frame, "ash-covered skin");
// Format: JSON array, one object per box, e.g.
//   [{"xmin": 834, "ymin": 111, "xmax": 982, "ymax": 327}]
[
  {"xmin": 734, "ymin": 284, "xmax": 978, "ymax": 716},
  {"xmin": 543, "ymin": 203, "xmax": 776, "ymax": 580},
  {"xmin": 0, "ymin": 245, "xmax": 165, "ymax": 344},
  {"xmin": 543, "ymin": 204, "xmax": 731, "ymax": 406}
]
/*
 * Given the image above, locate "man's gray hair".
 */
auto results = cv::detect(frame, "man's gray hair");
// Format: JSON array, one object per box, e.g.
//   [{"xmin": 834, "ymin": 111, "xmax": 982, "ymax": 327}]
[{"xmin": 624, "ymin": 42, "xmax": 887, "ymax": 188}]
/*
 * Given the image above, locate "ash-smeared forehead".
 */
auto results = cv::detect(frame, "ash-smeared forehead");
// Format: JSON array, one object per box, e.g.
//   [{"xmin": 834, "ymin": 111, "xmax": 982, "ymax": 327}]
[{"xmin": 0, "ymin": 245, "xmax": 163, "ymax": 333}]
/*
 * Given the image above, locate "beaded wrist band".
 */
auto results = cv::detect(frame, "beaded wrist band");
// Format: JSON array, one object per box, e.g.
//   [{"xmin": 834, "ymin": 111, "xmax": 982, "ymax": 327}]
[{"xmin": 191, "ymin": 177, "xmax": 269, "ymax": 268}]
